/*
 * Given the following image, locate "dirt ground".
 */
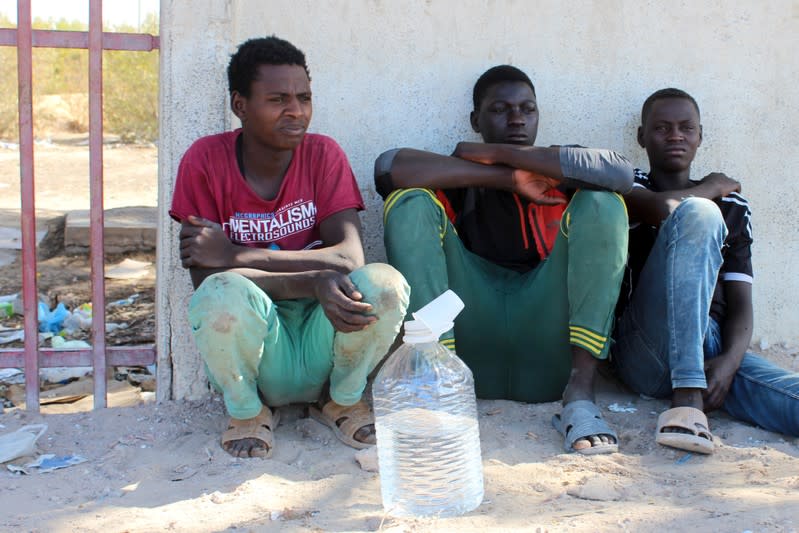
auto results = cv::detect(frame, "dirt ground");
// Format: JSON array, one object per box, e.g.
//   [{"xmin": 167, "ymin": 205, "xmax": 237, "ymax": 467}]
[
  {"xmin": 0, "ymin": 141, "xmax": 158, "ymax": 350},
  {"xmin": 0, "ymin": 380, "xmax": 797, "ymax": 532},
  {"xmin": 0, "ymin": 138, "xmax": 159, "ymax": 212},
  {"xmin": 0, "ymin": 251, "xmax": 156, "ymax": 347},
  {"xmin": 1, "ymin": 143, "xmax": 798, "ymax": 532}
]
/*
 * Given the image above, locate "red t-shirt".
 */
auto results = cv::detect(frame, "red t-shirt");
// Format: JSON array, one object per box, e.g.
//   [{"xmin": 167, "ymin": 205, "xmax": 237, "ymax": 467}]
[{"xmin": 170, "ymin": 130, "xmax": 364, "ymax": 251}]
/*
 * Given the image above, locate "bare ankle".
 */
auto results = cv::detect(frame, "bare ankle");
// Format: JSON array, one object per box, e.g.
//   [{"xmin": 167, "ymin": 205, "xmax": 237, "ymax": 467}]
[{"xmin": 671, "ymin": 388, "xmax": 703, "ymax": 410}]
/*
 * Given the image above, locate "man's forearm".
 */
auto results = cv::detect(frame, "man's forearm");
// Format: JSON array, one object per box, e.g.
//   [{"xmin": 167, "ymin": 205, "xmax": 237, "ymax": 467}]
[
  {"xmin": 375, "ymin": 145, "xmax": 633, "ymax": 198},
  {"xmin": 627, "ymin": 180, "xmax": 735, "ymax": 226},
  {"xmin": 230, "ymin": 245, "xmax": 360, "ymax": 275},
  {"xmin": 493, "ymin": 145, "xmax": 633, "ymax": 193},
  {"xmin": 375, "ymin": 148, "xmax": 514, "ymax": 195},
  {"xmin": 190, "ymin": 266, "xmax": 324, "ymax": 300},
  {"xmin": 558, "ymin": 146, "xmax": 634, "ymax": 193},
  {"xmin": 187, "ymin": 242, "xmax": 361, "ymax": 291},
  {"xmin": 719, "ymin": 291, "xmax": 754, "ymax": 368}
]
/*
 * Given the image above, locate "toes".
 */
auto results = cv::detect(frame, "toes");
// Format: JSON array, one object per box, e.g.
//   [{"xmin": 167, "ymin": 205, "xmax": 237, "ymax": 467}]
[
  {"xmin": 572, "ymin": 437, "xmax": 592, "ymax": 451},
  {"xmin": 576, "ymin": 434, "xmax": 616, "ymax": 450},
  {"xmin": 663, "ymin": 426, "xmax": 693, "ymax": 435},
  {"xmin": 224, "ymin": 438, "xmax": 267, "ymax": 458},
  {"xmin": 353, "ymin": 424, "xmax": 376, "ymax": 445},
  {"xmin": 598, "ymin": 434, "xmax": 616, "ymax": 445},
  {"xmin": 233, "ymin": 441, "xmax": 251, "ymax": 457},
  {"xmin": 224, "ymin": 441, "xmax": 245, "ymax": 457}
]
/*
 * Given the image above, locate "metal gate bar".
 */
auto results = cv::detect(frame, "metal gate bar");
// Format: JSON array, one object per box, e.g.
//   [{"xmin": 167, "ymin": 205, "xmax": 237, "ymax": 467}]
[
  {"xmin": 0, "ymin": 0, "xmax": 159, "ymax": 411},
  {"xmin": 88, "ymin": 0, "xmax": 106, "ymax": 408},
  {"xmin": 15, "ymin": 0, "xmax": 39, "ymax": 411}
]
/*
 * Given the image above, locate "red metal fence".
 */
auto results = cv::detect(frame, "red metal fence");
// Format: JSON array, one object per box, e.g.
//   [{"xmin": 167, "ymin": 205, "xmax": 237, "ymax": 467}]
[{"xmin": 0, "ymin": 0, "xmax": 158, "ymax": 411}]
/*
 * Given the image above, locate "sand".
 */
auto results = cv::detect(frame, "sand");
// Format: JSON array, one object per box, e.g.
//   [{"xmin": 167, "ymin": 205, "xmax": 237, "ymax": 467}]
[{"xmin": 1, "ymin": 369, "xmax": 797, "ymax": 533}]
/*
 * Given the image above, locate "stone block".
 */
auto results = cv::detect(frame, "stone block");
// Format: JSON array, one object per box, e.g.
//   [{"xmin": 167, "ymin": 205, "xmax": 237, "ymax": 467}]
[{"xmin": 65, "ymin": 206, "xmax": 157, "ymax": 254}]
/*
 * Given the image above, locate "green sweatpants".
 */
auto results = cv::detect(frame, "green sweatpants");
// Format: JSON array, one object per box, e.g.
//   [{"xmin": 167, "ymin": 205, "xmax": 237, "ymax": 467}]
[
  {"xmin": 384, "ymin": 189, "xmax": 627, "ymax": 402},
  {"xmin": 188, "ymin": 263, "xmax": 409, "ymax": 419}
]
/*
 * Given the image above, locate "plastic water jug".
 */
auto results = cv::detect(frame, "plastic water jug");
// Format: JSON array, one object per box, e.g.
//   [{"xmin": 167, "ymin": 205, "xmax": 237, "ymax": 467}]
[{"xmin": 373, "ymin": 290, "xmax": 484, "ymax": 517}]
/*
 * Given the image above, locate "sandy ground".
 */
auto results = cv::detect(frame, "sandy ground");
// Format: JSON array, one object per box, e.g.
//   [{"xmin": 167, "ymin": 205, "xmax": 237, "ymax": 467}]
[
  {"xmin": 1, "ymin": 143, "xmax": 798, "ymax": 532},
  {"xmin": 0, "ymin": 373, "xmax": 798, "ymax": 533},
  {"xmin": 0, "ymin": 140, "xmax": 158, "ymax": 211}
]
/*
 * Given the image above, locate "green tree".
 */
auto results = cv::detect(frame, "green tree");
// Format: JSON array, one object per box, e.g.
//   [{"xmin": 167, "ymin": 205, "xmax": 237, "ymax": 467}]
[
  {"xmin": 0, "ymin": 13, "xmax": 19, "ymax": 139},
  {"xmin": 104, "ymin": 13, "xmax": 159, "ymax": 142},
  {"xmin": 0, "ymin": 13, "xmax": 159, "ymax": 143}
]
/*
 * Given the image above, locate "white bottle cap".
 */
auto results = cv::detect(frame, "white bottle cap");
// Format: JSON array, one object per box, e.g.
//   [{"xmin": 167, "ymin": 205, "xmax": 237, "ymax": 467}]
[
  {"xmin": 411, "ymin": 289, "xmax": 465, "ymax": 339},
  {"xmin": 402, "ymin": 319, "xmax": 439, "ymax": 343}
]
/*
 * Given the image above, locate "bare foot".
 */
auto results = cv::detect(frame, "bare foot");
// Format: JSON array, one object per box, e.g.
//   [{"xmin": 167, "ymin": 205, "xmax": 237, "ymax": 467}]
[
  {"xmin": 561, "ymin": 348, "xmax": 617, "ymax": 451},
  {"xmin": 310, "ymin": 399, "xmax": 376, "ymax": 449},
  {"xmin": 221, "ymin": 406, "xmax": 279, "ymax": 458},
  {"xmin": 351, "ymin": 422, "xmax": 375, "ymax": 445},
  {"xmin": 662, "ymin": 388, "xmax": 704, "ymax": 436}
]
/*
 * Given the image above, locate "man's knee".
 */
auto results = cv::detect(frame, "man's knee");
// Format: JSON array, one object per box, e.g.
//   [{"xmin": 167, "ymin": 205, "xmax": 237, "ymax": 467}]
[
  {"xmin": 192, "ymin": 271, "xmax": 254, "ymax": 303},
  {"xmin": 383, "ymin": 188, "xmax": 444, "ymax": 227},
  {"xmin": 189, "ymin": 271, "xmax": 269, "ymax": 326},
  {"xmin": 569, "ymin": 190, "xmax": 628, "ymax": 231},
  {"xmin": 349, "ymin": 263, "xmax": 410, "ymax": 318},
  {"xmin": 668, "ymin": 197, "xmax": 727, "ymax": 242},
  {"xmin": 672, "ymin": 196, "xmax": 724, "ymax": 225}
]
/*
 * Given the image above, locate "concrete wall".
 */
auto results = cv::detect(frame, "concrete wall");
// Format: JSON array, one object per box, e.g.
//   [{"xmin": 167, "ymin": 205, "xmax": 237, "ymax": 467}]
[{"xmin": 157, "ymin": 0, "xmax": 799, "ymax": 399}]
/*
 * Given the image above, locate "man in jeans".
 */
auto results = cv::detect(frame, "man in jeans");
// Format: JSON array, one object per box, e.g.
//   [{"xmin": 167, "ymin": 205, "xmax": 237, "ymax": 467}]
[{"xmin": 614, "ymin": 88, "xmax": 799, "ymax": 453}]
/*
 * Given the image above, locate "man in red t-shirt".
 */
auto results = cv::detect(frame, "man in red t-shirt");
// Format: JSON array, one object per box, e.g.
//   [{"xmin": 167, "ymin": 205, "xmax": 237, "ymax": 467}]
[{"xmin": 170, "ymin": 36, "xmax": 408, "ymax": 458}]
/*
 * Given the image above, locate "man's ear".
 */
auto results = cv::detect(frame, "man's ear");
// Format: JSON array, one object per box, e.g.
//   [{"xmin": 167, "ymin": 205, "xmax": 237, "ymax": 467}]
[
  {"xmin": 470, "ymin": 110, "xmax": 480, "ymax": 133},
  {"xmin": 698, "ymin": 124, "xmax": 703, "ymax": 147},
  {"xmin": 637, "ymin": 125, "xmax": 645, "ymax": 148},
  {"xmin": 231, "ymin": 91, "xmax": 246, "ymax": 121}
]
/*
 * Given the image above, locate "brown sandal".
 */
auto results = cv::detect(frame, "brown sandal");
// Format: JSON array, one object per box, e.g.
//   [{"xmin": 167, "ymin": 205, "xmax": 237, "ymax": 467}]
[
  {"xmin": 655, "ymin": 406, "xmax": 714, "ymax": 454},
  {"xmin": 309, "ymin": 400, "xmax": 375, "ymax": 449},
  {"xmin": 221, "ymin": 406, "xmax": 280, "ymax": 458}
]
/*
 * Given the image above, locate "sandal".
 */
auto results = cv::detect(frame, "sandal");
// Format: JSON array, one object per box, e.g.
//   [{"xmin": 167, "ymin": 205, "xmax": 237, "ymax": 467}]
[
  {"xmin": 221, "ymin": 406, "xmax": 280, "ymax": 458},
  {"xmin": 309, "ymin": 400, "xmax": 375, "ymax": 450},
  {"xmin": 655, "ymin": 406, "xmax": 714, "ymax": 454},
  {"xmin": 552, "ymin": 400, "xmax": 619, "ymax": 455}
]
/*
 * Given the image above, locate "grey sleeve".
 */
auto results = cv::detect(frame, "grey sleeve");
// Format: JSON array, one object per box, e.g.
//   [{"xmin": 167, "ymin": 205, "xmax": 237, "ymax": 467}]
[
  {"xmin": 374, "ymin": 148, "xmax": 402, "ymax": 199},
  {"xmin": 558, "ymin": 146, "xmax": 634, "ymax": 194}
]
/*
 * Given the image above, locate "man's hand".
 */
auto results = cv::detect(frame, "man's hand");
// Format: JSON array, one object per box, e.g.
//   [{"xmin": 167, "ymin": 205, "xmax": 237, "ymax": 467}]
[
  {"xmin": 314, "ymin": 270, "xmax": 377, "ymax": 333},
  {"xmin": 703, "ymin": 355, "xmax": 740, "ymax": 411},
  {"xmin": 700, "ymin": 172, "xmax": 741, "ymax": 198},
  {"xmin": 179, "ymin": 215, "xmax": 236, "ymax": 268},
  {"xmin": 512, "ymin": 169, "xmax": 567, "ymax": 206}
]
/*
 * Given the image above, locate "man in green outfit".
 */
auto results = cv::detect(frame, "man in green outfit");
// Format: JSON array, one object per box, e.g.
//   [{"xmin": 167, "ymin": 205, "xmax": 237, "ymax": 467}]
[
  {"xmin": 172, "ymin": 36, "xmax": 408, "ymax": 458},
  {"xmin": 375, "ymin": 65, "xmax": 632, "ymax": 454}
]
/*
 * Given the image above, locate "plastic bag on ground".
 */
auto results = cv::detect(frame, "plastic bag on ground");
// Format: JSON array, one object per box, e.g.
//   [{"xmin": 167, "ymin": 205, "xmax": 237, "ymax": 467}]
[
  {"xmin": 62, "ymin": 303, "xmax": 92, "ymax": 334},
  {"xmin": 0, "ymin": 424, "xmax": 48, "ymax": 464},
  {"xmin": 38, "ymin": 302, "xmax": 69, "ymax": 333}
]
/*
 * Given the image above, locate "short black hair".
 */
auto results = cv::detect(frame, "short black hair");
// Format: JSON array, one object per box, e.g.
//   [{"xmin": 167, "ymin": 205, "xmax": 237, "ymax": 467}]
[
  {"xmin": 473, "ymin": 65, "xmax": 536, "ymax": 111},
  {"xmin": 227, "ymin": 36, "xmax": 310, "ymax": 98},
  {"xmin": 641, "ymin": 88, "xmax": 700, "ymax": 125}
]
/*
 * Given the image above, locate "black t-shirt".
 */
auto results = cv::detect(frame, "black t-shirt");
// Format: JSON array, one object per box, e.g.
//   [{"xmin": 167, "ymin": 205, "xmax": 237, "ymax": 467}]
[
  {"xmin": 437, "ymin": 186, "xmax": 570, "ymax": 272},
  {"xmin": 619, "ymin": 169, "xmax": 754, "ymax": 323}
]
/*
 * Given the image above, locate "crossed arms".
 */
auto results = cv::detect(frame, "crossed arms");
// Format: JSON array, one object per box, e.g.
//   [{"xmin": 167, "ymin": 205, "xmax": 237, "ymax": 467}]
[
  {"xmin": 374, "ymin": 142, "xmax": 634, "ymax": 201},
  {"xmin": 178, "ymin": 208, "xmax": 376, "ymax": 332}
]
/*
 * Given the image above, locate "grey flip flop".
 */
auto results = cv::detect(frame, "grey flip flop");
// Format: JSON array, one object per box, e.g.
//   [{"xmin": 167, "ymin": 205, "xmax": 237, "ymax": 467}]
[{"xmin": 552, "ymin": 400, "xmax": 619, "ymax": 455}]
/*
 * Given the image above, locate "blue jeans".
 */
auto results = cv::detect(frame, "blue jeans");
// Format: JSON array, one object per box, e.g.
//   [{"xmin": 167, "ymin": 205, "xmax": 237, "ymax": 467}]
[{"xmin": 614, "ymin": 198, "xmax": 799, "ymax": 437}]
